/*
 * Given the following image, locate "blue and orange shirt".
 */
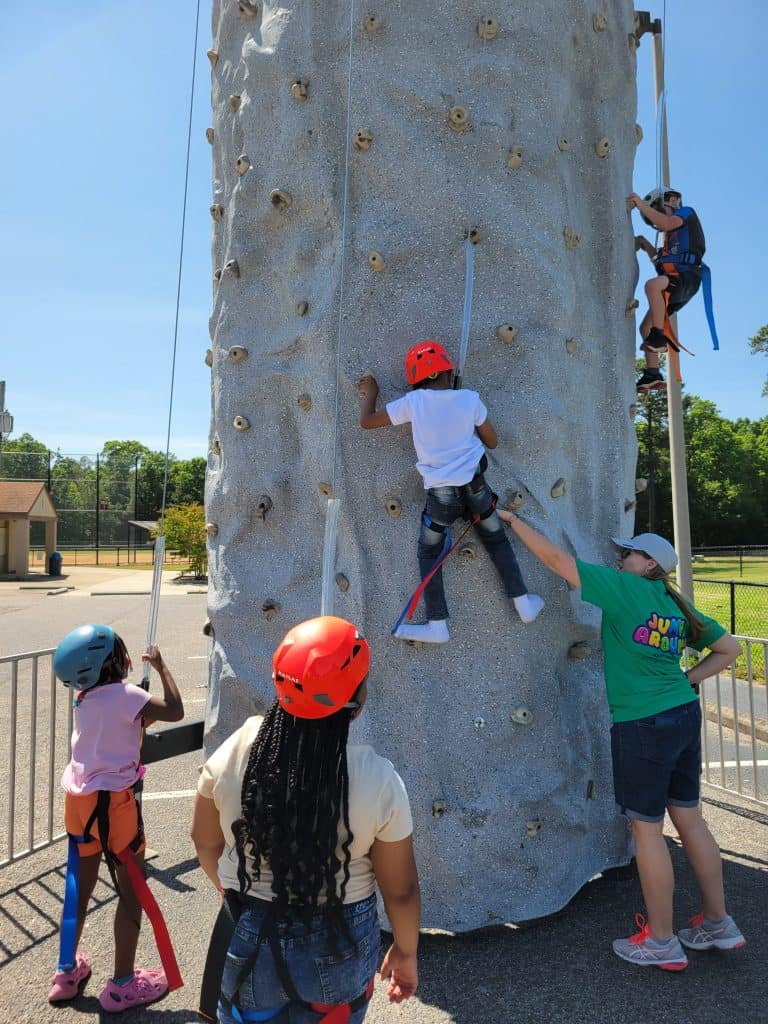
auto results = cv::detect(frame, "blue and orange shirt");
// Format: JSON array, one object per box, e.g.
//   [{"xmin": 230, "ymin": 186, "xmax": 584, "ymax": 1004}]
[{"xmin": 657, "ymin": 205, "xmax": 705, "ymax": 275}]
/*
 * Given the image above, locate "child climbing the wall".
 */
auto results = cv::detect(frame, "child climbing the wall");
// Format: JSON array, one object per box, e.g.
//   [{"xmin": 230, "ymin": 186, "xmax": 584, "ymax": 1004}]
[
  {"xmin": 357, "ymin": 340, "xmax": 543, "ymax": 643},
  {"xmin": 628, "ymin": 188, "xmax": 706, "ymax": 392},
  {"xmin": 49, "ymin": 626, "xmax": 184, "ymax": 1011}
]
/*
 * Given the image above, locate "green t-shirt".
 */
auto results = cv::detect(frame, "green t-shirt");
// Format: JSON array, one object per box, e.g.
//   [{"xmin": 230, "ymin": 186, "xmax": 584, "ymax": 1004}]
[{"xmin": 576, "ymin": 559, "xmax": 725, "ymax": 723}]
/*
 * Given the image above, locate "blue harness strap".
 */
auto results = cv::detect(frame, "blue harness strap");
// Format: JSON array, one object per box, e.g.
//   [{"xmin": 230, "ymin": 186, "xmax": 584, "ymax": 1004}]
[
  {"xmin": 699, "ymin": 264, "xmax": 719, "ymax": 350},
  {"xmin": 58, "ymin": 835, "xmax": 83, "ymax": 971},
  {"xmin": 229, "ymin": 1005, "xmax": 287, "ymax": 1022}
]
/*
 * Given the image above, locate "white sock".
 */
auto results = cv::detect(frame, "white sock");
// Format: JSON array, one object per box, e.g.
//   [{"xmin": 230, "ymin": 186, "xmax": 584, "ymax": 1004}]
[
  {"xmin": 513, "ymin": 593, "xmax": 544, "ymax": 624},
  {"xmin": 394, "ymin": 619, "xmax": 450, "ymax": 644}
]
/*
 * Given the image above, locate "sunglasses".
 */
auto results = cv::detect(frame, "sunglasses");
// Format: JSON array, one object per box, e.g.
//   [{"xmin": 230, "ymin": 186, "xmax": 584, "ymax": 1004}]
[{"xmin": 619, "ymin": 548, "xmax": 650, "ymax": 560}]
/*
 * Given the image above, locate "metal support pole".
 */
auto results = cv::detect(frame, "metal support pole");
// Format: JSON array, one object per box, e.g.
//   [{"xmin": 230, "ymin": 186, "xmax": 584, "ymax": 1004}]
[
  {"xmin": 652, "ymin": 30, "xmax": 693, "ymax": 601},
  {"xmin": 95, "ymin": 453, "xmax": 100, "ymax": 566}
]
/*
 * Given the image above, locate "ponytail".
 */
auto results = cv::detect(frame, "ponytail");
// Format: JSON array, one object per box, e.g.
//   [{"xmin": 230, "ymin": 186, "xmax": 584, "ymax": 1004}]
[{"xmin": 647, "ymin": 566, "xmax": 705, "ymax": 645}]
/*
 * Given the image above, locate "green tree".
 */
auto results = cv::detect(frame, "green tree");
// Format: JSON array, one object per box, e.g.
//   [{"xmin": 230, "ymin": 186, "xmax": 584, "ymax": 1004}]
[
  {"xmin": 169, "ymin": 457, "xmax": 206, "ymax": 506},
  {"xmin": 748, "ymin": 323, "xmax": 768, "ymax": 396},
  {"xmin": 100, "ymin": 440, "xmax": 151, "ymax": 511},
  {"xmin": 136, "ymin": 450, "xmax": 170, "ymax": 520},
  {"xmin": 160, "ymin": 503, "xmax": 207, "ymax": 578},
  {"xmin": 0, "ymin": 432, "xmax": 50, "ymax": 480}
]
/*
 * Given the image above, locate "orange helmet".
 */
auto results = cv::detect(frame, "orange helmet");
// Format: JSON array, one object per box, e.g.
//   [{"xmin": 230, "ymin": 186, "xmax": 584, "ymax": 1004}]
[
  {"xmin": 404, "ymin": 340, "xmax": 454, "ymax": 385},
  {"xmin": 272, "ymin": 617, "xmax": 370, "ymax": 720}
]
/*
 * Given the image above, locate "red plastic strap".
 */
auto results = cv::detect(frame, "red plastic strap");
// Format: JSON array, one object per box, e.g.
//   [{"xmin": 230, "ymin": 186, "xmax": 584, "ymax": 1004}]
[
  {"xmin": 116, "ymin": 848, "xmax": 184, "ymax": 991},
  {"xmin": 405, "ymin": 514, "xmax": 478, "ymax": 621},
  {"xmin": 310, "ymin": 977, "xmax": 375, "ymax": 1024}
]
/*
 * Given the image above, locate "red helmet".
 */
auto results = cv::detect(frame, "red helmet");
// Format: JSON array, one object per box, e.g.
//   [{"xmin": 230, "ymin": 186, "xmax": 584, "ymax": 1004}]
[
  {"xmin": 272, "ymin": 617, "xmax": 371, "ymax": 720},
  {"xmin": 404, "ymin": 340, "xmax": 454, "ymax": 385}
]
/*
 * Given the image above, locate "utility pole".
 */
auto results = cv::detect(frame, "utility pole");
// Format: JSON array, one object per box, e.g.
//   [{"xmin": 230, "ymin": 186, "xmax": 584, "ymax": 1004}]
[{"xmin": 0, "ymin": 382, "xmax": 13, "ymax": 468}]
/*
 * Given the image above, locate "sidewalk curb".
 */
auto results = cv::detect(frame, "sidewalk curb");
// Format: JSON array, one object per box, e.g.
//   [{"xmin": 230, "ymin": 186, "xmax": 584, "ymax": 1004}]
[{"xmin": 704, "ymin": 698, "xmax": 768, "ymax": 743}]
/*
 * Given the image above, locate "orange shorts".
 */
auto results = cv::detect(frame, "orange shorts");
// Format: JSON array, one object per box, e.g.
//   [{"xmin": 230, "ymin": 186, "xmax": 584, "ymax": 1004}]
[{"xmin": 64, "ymin": 789, "xmax": 145, "ymax": 858}]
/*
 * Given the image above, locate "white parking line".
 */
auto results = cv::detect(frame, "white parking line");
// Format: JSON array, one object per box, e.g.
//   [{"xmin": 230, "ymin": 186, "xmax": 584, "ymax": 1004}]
[
  {"xmin": 187, "ymin": 656, "xmax": 208, "ymax": 660},
  {"xmin": 143, "ymin": 790, "xmax": 197, "ymax": 801},
  {"xmin": 705, "ymin": 760, "xmax": 768, "ymax": 769}
]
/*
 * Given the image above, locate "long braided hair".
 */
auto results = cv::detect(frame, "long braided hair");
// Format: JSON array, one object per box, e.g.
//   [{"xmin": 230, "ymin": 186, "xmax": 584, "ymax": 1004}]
[
  {"xmin": 646, "ymin": 565, "xmax": 705, "ymax": 644},
  {"xmin": 232, "ymin": 697, "xmax": 355, "ymax": 933}
]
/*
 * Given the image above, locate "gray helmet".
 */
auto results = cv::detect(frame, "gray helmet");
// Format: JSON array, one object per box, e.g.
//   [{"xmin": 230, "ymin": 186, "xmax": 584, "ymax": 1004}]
[{"xmin": 640, "ymin": 187, "xmax": 682, "ymax": 227}]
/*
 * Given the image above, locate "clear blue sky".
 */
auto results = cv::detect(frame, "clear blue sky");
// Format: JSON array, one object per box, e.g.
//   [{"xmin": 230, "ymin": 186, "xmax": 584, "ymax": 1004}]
[{"xmin": 1, "ymin": 1, "xmax": 766, "ymax": 460}]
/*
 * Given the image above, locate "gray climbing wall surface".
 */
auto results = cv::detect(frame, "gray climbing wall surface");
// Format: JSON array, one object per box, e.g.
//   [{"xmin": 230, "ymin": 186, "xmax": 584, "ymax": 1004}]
[{"xmin": 205, "ymin": 0, "xmax": 642, "ymax": 930}]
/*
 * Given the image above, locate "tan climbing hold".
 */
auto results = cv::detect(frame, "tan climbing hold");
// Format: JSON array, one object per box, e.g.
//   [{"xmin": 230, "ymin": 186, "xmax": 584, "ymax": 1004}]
[
  {"xmin": 270, "ymin": 189, "xmax": 292, "ymax": 211},
  {"xmin": 568, "ymin": 641, "xmax": 591, "ymax": 660},
  {"xmin": 363, "ymin": 14, "xmax": 382, "ymax": 33},
  {"xmin": 290, "ymin": 79, "xmax": 308, "ymax": 102},
  {"xmin": 205, "ymin": 127, "xmax": 215, "ymax": 145},
  {"xmin": 592, "ymin": 12, "xmax": 608, "ymax": 31},
  {"xmin": 557, "ymin": 137, "xmax": 570, "ymax": 152},
  {"xmin": 297, "ymin": 393, "xmax": 312, "ymax": 412},
  {"xmin": 207, "ymin": 49, "xmax": 218, "ymax": 67},
  {"xmin": 432, "ymin": 801, "xmax": 447, "ymax": 818},
  {"xmin": 235, "ymin": 155, "xmax": 251, "ymax": 176},
  {"xmin": 550, "ymin": 478, "xmax": 567, "ymax": 499},
  {"xmin": 505, "ymin": 490, "xmax": 524, "ymax": 511},
  {"xmin": 526, "ymin": 820, "xmax": 542, "ymax": 837},
  {"xmin": 239, "ymin": 0, "xmax": 258, "ymax": 18},
  {"xmin": 506, "ymin": 146, "xmax": 523, "ymax": 170},
  {"xmin": 635, "ymin": 123, "xmax": 643, "ymax": 143},
  {"xmin": 635, "ymin": 478, "xmax": 648, "ymax": 493},
  {"xmin": 565, "ymin": 338, "xmax": 577, "ymax": 354},
  {"xmin": 595, "ymin": 137, "xmax": 610, "ymax": 158},
  {"xmin": 629, "ymin": 403, "xmax": 638, "ymax": 418},
  {"xmin": 624, "ymin": 499, "xmax": 635, "ymax": 512},
  {"xmin": 563, "ymin": 227, "xmax": 580, "ymax": 250},
  {"xmin": 319, "ymin": 482, "xmax": 332, "ymax": 497},
  {"xmin": 229, "ymin": 94, "xmax": 242, "ymax": 112},
  {"xmin": 213, "ymin": 268, "xmax": 222, "ymax": 283},
  {"xmin": 225, "ymin": 259, "xmax": 240, "ymax": 278},
  {"xmin": 385, "ymin": 498, "xmax": 401, "ymax": 517},
  {"xmin": 228, "ymin": 345, "xmax": 248, "ymax": 362},
  {"xmin": 625, "ymin": 298, "xmax": 639, "ymax": 316},
  {"xmin": 262, "ymin": 600, "xmax": 281, "ymax": 621},
  {"xmin": 468, "ymin": 227, "xmax": 482, "ymax": 245},
  {"xmin": 628, "ymin": 32, "xmax": 638, "ymax": 53},
  {"xmin": 210, "ymin": 438, "xmax": 221, "ymax": 456},
  {"xmin": 586, "ymin": 779, "xmax": 596, "ymax": 800},
  {"xmin": 205, "ymin": 522, "xmax": 219, "ymax": 539},
  {"xmin": 510, "ymin": 706, "xmax": 532, "ymax": 726},
  {"xmin": 256, "ymin": 495, "xmax": 273, "ymax": 519},
  {"xmin": 368, "ymin": 251, "xmax": 385, "ymax": 271},
  {"xmin": 210, "ymin": 203, "xmax": 224, "ymax": 221},
  {"xmin": 233, "ymin": 415, "xmax": 250, "ymax": 431},
  {"xmin": 459, "ymin": 543, "xmax": 477, "ymax": 561},
  {"xmin": 496, "ymin": 324, "xmax": 518, "ymax": 344},
  {"xmin": 335, "ymin": 572, "xmax": 350, "ymax": 592},
  {"xmin": 448, "ymin": 106, "xmax": 470, "ymax": 132},
  {"xmin": 204, "ymin": 348, "xmax": 213, "ymax": 367},
  {"xmin": 477, "ymin": 16, "xmax": 499, "ymax": 40},
  {"xmin": 296, "ymin": 300, "xmax": 309, "ymax": 316},
  {"xmin": 353, "ymin": 129, "xmax": 373, "ymax": 152}
]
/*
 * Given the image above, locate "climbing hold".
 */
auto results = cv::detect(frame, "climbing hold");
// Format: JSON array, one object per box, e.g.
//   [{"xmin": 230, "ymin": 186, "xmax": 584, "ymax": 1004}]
[
  {"xmin": 592, "ymin": 12, "xmax": 608, "ymax": 31},
  {"xmin": 625, "ymin": 298, "xmax": 639, "ymax": 316},
  {"xmin": 297, "ymin": 393, "xmax": 312, "ymax": 412},
  {"xmin": 635, "ymin": 123, "xmax": 643, "ymax": 143},
  {"xmin": 586, "ymin": 779, "xmax": 596, "ymax": 800},
  {"xmin": 595, "ymin": 137, "xmax": 610, "ymax": 158},
  {"xmin": 205, "ymin": 127, "xmax": 215, "ymax": 145},
  {"xmin": 635, "ymin": 478, "xmax": 648, "ymax": 493},
  {"xmin": 238, "ymin": 0, "xmax": 258, "ymax": 18},
  {"xmin": 473, "ymin": 717, "xmax": 486, "ymax": 729},
  {"xmin": 296, "ymin": 300, "xmax": 309, "ymax": 316},
  {"xmin": 368, "ymin": 251, "xmax": 385, "ymax": 272},
  {"xmin": 235, "ymin": 155, "xmax": 251, "ymax": 176},
  {"xmin": 205, "ymin": 522, "xmax": 219, "ymax": 539},
  {"xmin": 624, "ymin": 499, "xmax": 635, "ymax": 512},
  {"xmin": 229, "ymin": 94, "xmax": 242, "ymax": 112},
  {"xmin": 270, "ymin": 188, "xmax": 292, "ymax": 211},
  {"xmin": 468, "ymin": 227, "xmax": 482, "ymax": 245},
  {"xmin": 563, "ymin": 227, "xmax": 580, "ymax": 250},
  {"xmin": 353, "ymin": 128, "xmax": 373, "ymax": 152},
  {"xmin": 290, "ymin": 79, "xmax": 308, "ymax": 102},
  {"xmin": 459, "ymin": 543, "xmax": 477, "ymax": 560},
  {"xmin": 319, "ymin": 482, "xmax": 332, "ymax": 497},
  {"xmin": 256, "ymin": 495, "xmax": 273, "ymax": 520},
  {"xmin": 505, "ymin": 490, "xmax": 524, "ymax": 510},
  {"xmin": 496, "ymin": 324, "xmax": 518, "ymax": 344},
  {"xmin": 510, "ymin": 706, "xmax": 532, "ymax": 726},
  {"xmin": 210, "ymin": 438, "xmax": 221, "ymax": 456},
  {"xmin": 506, "ymin": 146, "xmax": 523, "ymax": 170},
  {"xmin": 557, "ymin": 137, "xmax": 570, "ymax": 152},
  {"xmin": 202, "ymin": 618, "xmax": 214, "ymax": 637},
  {"xmin": 476, "ymin": 16, "xmax": 499, "ymax": 40},
  {"xmin": 565, "ymin": 338, "xmax": 577, "ymax": 354},
  {"xmin": 432, "ymin": 801, "xmax": 447, "ymax": 818},
  {"xmin": 550, "ymin": 478, "xmax": 567, "ymax": 499},
  {"xmin": 204, "ymin": 348, "xmax": 213, "ymax": 368},
  {"xmin": 363, "ymin": 14, "xmax": 382, "ymax": 33},
  {"xmin": 213, "ymin": 268, "xmax": 222, "ymax": 283},
  {"xmin": 629, "ymin": 403, "xmax": 638, "ymax": 418},
  {"xmin": 225, "ymin": 259, "xmax": 240, "ymax": 278},
  {"xmin": 210, "ymin": 203, "xmax": 224, "ymax": 221},
  {"xmin": 227, "ymin": 345, "xmax": 248, "ymax": 362},
  {"xmin": 385, "ymin": 498, "xmax": 401, "ymax": 517},
  {"xmin": 526, "ymin": 820, "xmax": 542, "ymax": 837},
  {"xmin": 568, "ymin": 641, "xmax": 591, "ymax": 660},
  {"xmin": 207, "ymin": 49, "xmax": 218, "ymax": 67},
  {"xmin": 628, "ymin": 32, "xmax": 638, "ymax": 53},
  {"xmin": 233, "ymin": 415, "xmax": 250, "ymax": 432},
  {"xmin": 335, "ymin": 572, "xmax": 350, "ymax": 592},
  {"xmin": 448, "ymin": 106, "xmax": 470, "ymax": 132},
  {"xmin": 262, "ymin": 600, "xmax": 281, "ymax": 621}
]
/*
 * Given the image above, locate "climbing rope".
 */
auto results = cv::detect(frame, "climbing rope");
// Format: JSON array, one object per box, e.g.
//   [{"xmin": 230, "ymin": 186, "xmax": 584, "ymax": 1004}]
[{"xmin": 454, "ymin": 238, "xmax": 475, "ymax": 388}]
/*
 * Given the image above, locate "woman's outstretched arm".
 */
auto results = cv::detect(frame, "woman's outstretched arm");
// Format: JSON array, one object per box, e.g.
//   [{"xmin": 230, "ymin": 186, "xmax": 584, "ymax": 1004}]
[{"xmin": 497, "ymin": 509, "xmax": 580, "ymax": 587}]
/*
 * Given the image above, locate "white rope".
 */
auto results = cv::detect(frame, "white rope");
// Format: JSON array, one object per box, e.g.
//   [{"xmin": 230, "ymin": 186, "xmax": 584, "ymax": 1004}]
[
  {"xmin": 456, "ymin": 239, "xmax": 475, "ymax": 383},
  {"xmin": 320, "ymin": 499, "xmax": 341, "ymax": 616}
]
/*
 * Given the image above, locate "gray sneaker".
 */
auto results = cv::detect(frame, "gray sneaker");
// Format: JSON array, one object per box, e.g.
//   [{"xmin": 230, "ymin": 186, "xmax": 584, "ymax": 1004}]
[
  {"xmin": 612, "ymin": 915, "xmax": 688, "ymax": 971},
  {"xmin": 678, "ymin": 913, "xmax": 746, "ymax": 951}
]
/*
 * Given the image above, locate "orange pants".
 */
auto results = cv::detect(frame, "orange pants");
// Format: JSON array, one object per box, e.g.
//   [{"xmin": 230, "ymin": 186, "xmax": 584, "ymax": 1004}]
[{"xmin": 64, "ymin": 789, "xmax": 144, "ymax": 857}]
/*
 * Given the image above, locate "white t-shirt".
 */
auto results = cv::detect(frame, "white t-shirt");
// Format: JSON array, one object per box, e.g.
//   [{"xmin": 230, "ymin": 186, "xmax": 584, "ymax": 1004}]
[
  {"xmin": 197, "ymin": 716, "xmax": 413, "ymax": 904},
  {"xmin": 386, "ymin": 388, "xmax": 488, "ymax": 489}
]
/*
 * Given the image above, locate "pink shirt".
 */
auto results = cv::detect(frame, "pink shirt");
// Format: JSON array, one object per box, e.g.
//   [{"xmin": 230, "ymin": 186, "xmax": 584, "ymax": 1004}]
[{"xmin": 61, "ymin": 682, "xmax": 151, "ymax": 795}]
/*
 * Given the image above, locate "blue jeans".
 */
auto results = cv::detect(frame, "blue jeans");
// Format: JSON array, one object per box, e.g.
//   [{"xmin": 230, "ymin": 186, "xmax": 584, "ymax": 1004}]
[
  {"xmin": 218, "ymin": 895, "xmax": 379, "ymax": 1024},
  {"xmin": 418, "ymin": 471, "xmax": 527, "ymax": 620}
]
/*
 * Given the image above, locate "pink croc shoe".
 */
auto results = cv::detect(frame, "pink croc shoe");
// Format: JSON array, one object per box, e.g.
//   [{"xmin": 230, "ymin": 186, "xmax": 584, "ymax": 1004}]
[
  {"xmin": 48, "ymin": 951, "xmax": 92, "ymax": 1003},
  {"xmin": 98, "ymin": 968, "xmax": 168, "ymax": 1013}
]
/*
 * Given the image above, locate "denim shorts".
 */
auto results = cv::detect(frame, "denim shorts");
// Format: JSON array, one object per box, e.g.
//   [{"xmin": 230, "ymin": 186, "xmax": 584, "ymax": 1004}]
[
  {"xmin": 218, "ymin": 894, "xmax": 379, "ymax": 1024},
  {"xmin": 610, "ymin": 699, "xmax": 701, "ymax": 822}
]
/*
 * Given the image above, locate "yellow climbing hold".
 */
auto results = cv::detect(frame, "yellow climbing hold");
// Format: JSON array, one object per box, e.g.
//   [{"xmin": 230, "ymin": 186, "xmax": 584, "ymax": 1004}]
[
  {"xmin": 506, "ymin": 146, "xmax": 523, "ymax": 170},
  {"xmin": 496, "ymin": 324, "xmax": 518, "ymax": 344},
  {"xmin": 290, "ymin": 79, "xmax": 308, "ymax": 102},
  {"xmin": 595, "ymin": 137, "xmax": 610, "ymax": 158},
  {"xmin": 353, "ymin": 129, "xmax": 373, "ymax": 152},
  {"xmin": 477, "ymin": 16, "xmax": 499, "ymax": 40},
  {"xmin": 448, "ymin": 106, "xmax": 470, "ymax": 132},
  {"xmin": 563, "ymin": 227, "xmax": 580, "ymax": 250},
  {"xmin": 270, "ymin": 189, "xmax": 292, "ymax": 211},
  {"xmin": 592, "ymin": 12, "xmax": 608, "ymax": 31},
  {"xmin": 557, "ymin": 137, "xmax": 570, "ymax": 152},
  {"xmin": 368, "ymin": 251, "xmax": 385, "ymax": 271}
]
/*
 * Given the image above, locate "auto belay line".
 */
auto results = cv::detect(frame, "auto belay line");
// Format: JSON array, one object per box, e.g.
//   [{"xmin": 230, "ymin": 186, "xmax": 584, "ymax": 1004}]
[{"xmin": 453, "ymin": 237, "xmax": 475, "ymax": 389}]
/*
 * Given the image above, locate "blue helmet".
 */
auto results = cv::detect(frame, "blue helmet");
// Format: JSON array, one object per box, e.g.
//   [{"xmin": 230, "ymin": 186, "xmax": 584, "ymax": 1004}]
[{"xmin": 53, "ymin": 624, "xmax": 121, "ymax": 691}]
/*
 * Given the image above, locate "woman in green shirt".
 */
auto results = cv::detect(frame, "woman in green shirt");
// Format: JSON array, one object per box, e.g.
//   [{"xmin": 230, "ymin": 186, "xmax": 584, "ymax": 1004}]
[{"xmin": 498, "ymin": 510, "xmax": 745, "ymax": 970}]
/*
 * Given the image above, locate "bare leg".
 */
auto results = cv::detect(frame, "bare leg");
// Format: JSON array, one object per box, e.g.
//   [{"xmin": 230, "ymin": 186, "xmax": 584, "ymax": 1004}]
[
  {"xmin": 630, "ymin": 817, "xmax": 674, "ymax": 939},
  {"xmin": 644, "ymin": 276, "xmax": 669, "ymax": 330},
  {"xmin": 73, "ymin": 852, "xmax": 102, "ymax": 954},
  {"xmin": 113, "ymin": 851, "xmax": 144, "ymax": 978},
  {"xmin": 666, "ymin": 804, "xmax": 726, "ymax": 920}
]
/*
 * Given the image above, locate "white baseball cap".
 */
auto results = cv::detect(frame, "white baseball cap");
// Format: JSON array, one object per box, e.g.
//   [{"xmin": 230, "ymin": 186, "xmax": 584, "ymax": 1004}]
[{"xmin": 610, "ymin": 533, "xmax": 678, "ymax": 574}]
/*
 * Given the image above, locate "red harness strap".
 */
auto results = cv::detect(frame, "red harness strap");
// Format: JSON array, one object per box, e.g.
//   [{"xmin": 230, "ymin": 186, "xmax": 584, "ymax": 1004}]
[{"xmin": 310, "ymin": 977, "xmax": 375, "ymax": 1024}]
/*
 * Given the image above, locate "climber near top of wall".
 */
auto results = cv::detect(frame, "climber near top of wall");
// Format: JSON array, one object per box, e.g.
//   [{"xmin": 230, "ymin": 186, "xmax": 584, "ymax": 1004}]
[
  {"xmin": 628, "ymin": 187, "xmax": 713, "ymax": 393},
  {"xmin": 495, "ymin": 509, "xmax": 747, "ymax": 970},
  {"xmin": 357, "ymin": 340, "xmax": 543, "ymax": 644}
]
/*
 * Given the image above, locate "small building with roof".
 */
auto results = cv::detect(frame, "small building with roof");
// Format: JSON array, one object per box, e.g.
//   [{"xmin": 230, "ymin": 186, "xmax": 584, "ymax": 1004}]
[{"xmin": 0, "ymin": 481, "xmax": 58, "ymax": 576}]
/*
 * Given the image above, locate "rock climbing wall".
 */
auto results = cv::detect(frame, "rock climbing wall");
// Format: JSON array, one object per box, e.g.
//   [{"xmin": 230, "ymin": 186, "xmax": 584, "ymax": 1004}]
[{"xmin": 205, "ymin": 0, "xmax": 643, "ymax": 929}]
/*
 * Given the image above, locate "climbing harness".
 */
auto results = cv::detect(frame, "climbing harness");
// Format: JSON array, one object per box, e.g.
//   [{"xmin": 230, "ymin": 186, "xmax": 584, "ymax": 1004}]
[{"xmin": 453, "ymin": 237, "xmax": 475, "ymax": 389}]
